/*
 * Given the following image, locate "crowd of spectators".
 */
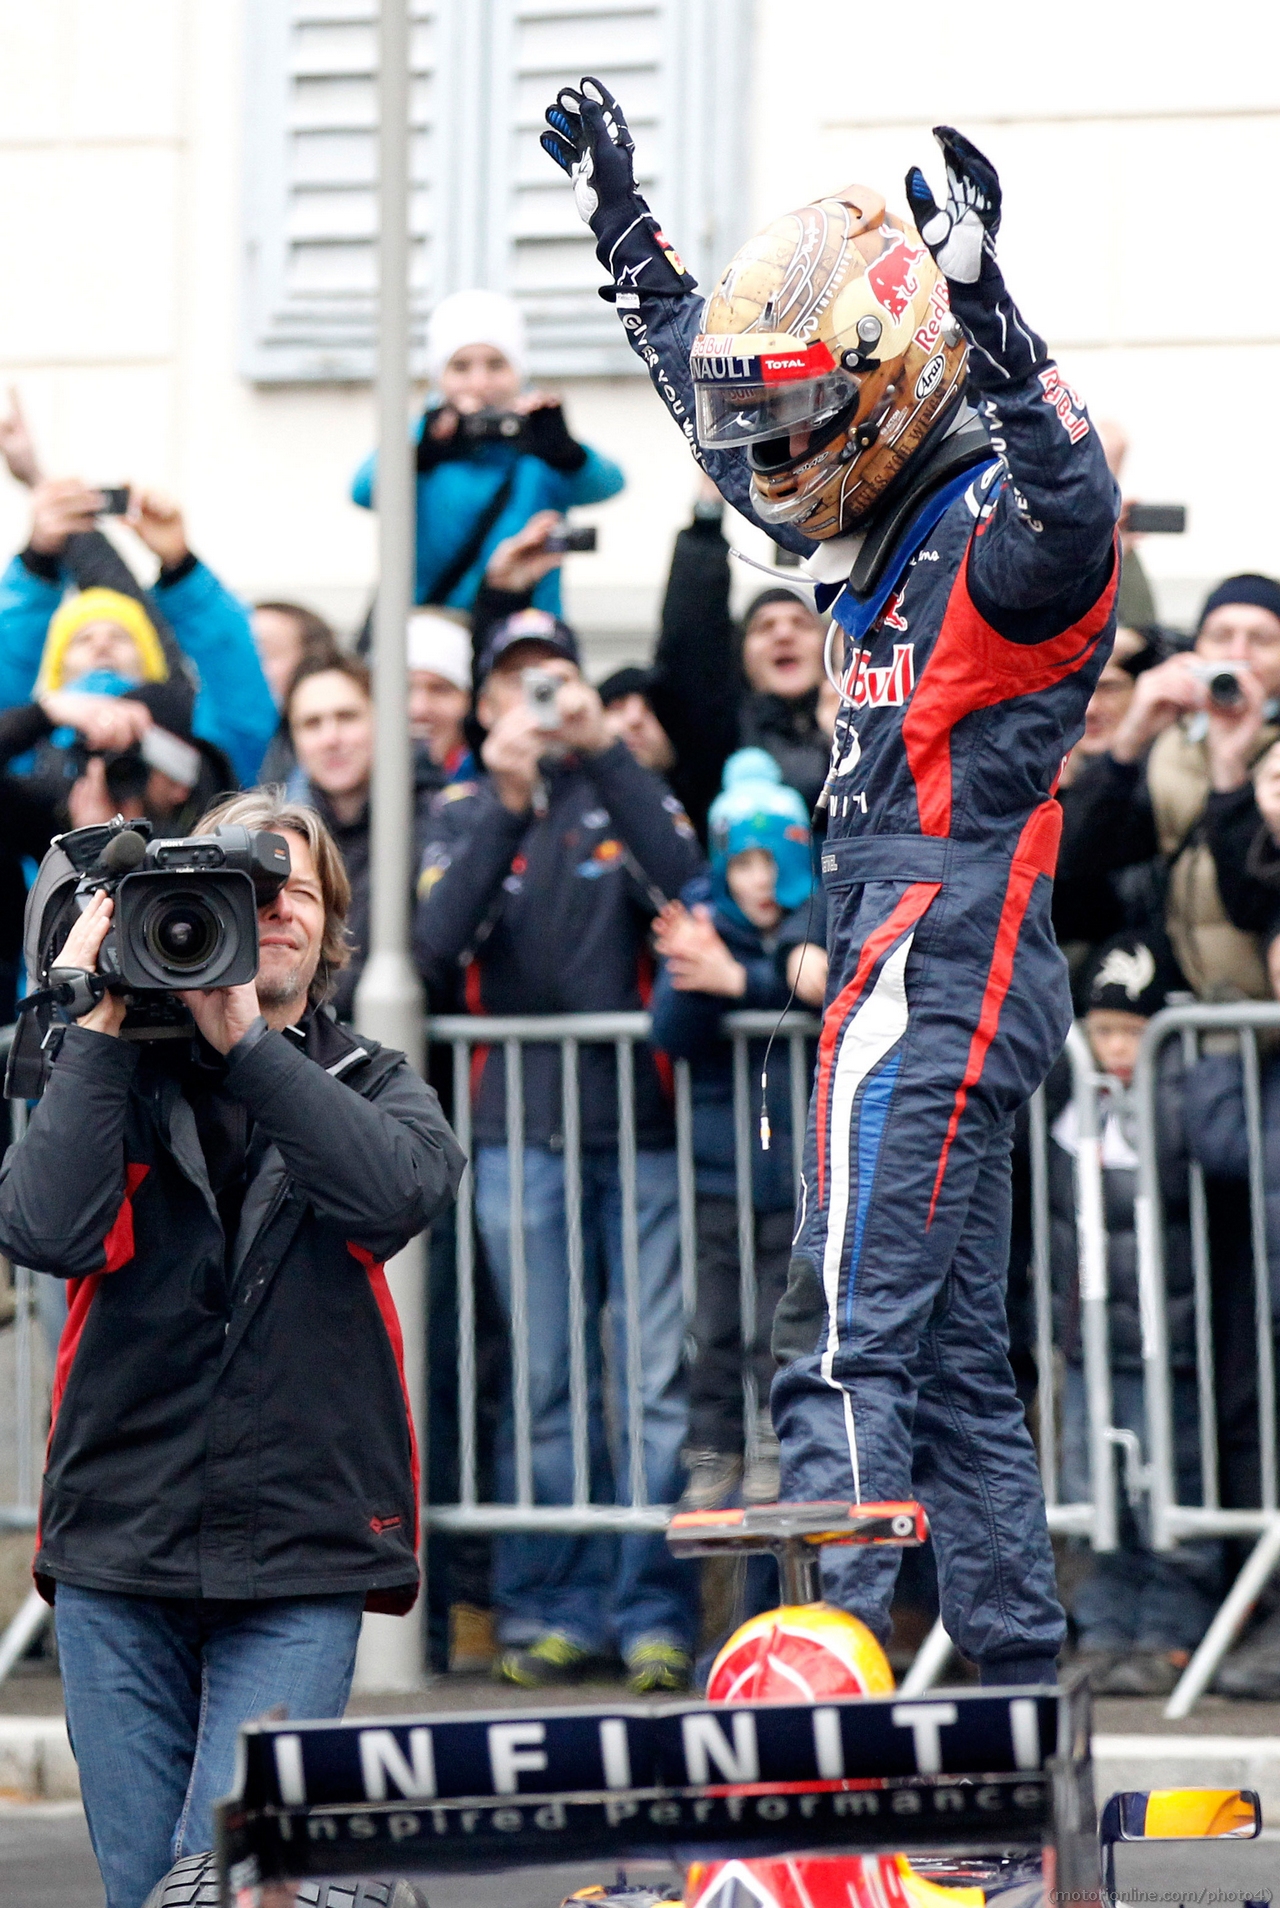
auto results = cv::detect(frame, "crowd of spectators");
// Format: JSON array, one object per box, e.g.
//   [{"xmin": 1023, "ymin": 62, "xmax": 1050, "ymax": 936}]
[{"xmin": 7, "ymin": 289, "xmax": 1280, "ymax": 1703}]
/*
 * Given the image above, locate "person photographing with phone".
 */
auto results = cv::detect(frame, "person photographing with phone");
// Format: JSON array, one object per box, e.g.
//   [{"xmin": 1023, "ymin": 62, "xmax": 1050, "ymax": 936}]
[
  {"xmin": 0, "ymin": 395, "xmax": 277, "ymax": 784},
  {"xmin": 414, "ymin": 608, "xmax": 703, "ymax": 1691},
  {"xmin": 350, "ymin": 288, "xmax": 624, "ymax": 616}
]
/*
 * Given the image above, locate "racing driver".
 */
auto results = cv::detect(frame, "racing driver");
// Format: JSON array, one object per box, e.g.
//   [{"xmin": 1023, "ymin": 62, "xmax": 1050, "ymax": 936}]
[{"xmin": 541, "ymin": 86, "xmax": 1118, "ymax": 1683}]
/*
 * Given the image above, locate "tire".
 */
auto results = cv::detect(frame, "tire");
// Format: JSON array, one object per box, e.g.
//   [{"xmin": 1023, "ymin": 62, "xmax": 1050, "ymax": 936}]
[{"xmin": 142, "ymin": 1850, "xmax": 430, "ymax": 1908}]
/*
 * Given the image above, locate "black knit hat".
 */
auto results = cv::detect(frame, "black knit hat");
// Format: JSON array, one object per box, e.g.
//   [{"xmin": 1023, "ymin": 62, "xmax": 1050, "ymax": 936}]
[
  {"xmin": 1081, "ymin": 932, "xmax": 1169, "ymax": 1019},
  {"xmin": 1197, "ymin": 573, "xmax": 1280, "ymax": 631},
  {"xmin": 596, "ymin": 664, "xmax": 655, "ymax": 708},
  {"xmin": 742, "ymin": 586, "xmax": 816, "ymax": 632}
]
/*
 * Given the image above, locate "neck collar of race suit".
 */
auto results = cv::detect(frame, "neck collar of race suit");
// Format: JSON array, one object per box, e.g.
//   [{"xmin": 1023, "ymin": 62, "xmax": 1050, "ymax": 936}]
[
  {"xmin": 801, "ymin": 408, "xmax": 991, "ymax": 595},
  {"xmin": 824, "ymin": 448, "xmax": 1001, "ymax": 651},
  {"xmin": 802, "ymin": 410, "xmax": 995, "ymax": 607},
  {"xmin": 850, "ymin": 417, "xmax": 996, "ymax": 599}
]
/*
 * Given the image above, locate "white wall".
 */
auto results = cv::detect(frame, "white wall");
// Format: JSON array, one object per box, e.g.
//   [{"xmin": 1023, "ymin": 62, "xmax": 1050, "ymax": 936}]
[
  {"xmin": 750, "ymin": 0, "xmax": 1280, "ymax": 627},
  {"xmin": 0, "ymin": 0, "xmax": 1276, "ymax": 671}
]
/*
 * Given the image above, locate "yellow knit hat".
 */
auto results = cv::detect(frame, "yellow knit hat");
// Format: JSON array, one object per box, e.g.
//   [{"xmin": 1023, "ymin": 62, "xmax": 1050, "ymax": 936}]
[{"xmin": 38, "ymin": 588, "xmax": 168, "ymax": 694}]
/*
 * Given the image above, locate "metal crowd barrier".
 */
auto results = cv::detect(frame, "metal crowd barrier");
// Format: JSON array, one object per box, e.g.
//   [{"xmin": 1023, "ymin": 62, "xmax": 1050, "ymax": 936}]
[
  {"xmin": 7, "ymin": 997, "xmax": 1275, "ymax": 1715},
  {"xmin": 425, "ymin": 1008, "xmax": 818, "ymax": 1536},
  {"xmin": 1131, "ymin": 1000, "xmax": 1280, "ymax": 1715},
  {"xmin": 1029, "ymin": 1021, "xmax": 1122, "ymax": 1552}
]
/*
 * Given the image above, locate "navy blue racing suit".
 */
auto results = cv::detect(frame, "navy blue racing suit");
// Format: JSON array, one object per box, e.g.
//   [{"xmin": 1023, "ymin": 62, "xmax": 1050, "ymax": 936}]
[{"xmin": 613, "ymin": 247, "xmax": 1118, "ymax": 1672}]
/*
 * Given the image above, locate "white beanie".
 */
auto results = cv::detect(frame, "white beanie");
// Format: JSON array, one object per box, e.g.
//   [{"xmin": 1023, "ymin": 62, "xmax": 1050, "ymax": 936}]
[
  {"xmin": 406, "ymin": 611, "xmax": 472, "ymax": 692},
  {"xmin": 425, "ymin": 288, "xmax": 527, "ymax": 382}
]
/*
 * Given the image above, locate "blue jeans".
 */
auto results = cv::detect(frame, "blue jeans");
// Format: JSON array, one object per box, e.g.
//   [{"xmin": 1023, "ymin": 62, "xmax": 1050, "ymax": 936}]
[
  {"xmin": 1061, "ymin": 1366, "xmax": 1223, "ymax": 1651},
  {"xmin": 55, "ymin": 1584, "xmax": 364, "ymax": 1908},
  {"xmin": 475, "ymin": 1145, "xmax": 695, "ymax": 1655}
]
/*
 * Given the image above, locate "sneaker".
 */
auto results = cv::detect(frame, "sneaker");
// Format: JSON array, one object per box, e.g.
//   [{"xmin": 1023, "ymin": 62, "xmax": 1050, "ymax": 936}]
[
  {"xmin": 493, "ymin": 1632, "xmax": 594, "ymax": 1687},
  {"xmin": 1214, "ymin": 1605, "xmax": 1280, "ymax": 1699},
  {"xmin": 678, "ymin": 1449, "xmax": 743, "ymax": 1512},
  {"xmin": 625, "ymin": 1639, "xmax": 693, "ymax": 1693},
  {"xmin": 1094, "ymin": 1649, "xmax": 1186, "ymax": 1697},
  {"xmin": 743, "ymin": 1411, "xmax": 781, "ymax": 1505}
]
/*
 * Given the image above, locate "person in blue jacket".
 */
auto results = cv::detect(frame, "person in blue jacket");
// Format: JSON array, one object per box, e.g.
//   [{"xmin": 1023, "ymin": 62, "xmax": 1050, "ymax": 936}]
[
  {"xmin": 351, "ymin": 288, "xmax": 624, "ymax": 616},
  {"xmin": 0, "ymin": 478, "xmax": 276, "ymax": 786},
  {"xmin": 651, "ymin": 750, "xmax": 827, "ymax": 1511}
]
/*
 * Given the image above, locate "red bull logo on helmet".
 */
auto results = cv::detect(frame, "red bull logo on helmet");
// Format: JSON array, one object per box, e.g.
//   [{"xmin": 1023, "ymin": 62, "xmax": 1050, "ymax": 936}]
[{"xmin": 866, "ymin": 233, "xmax": 923, "ymax": 324}]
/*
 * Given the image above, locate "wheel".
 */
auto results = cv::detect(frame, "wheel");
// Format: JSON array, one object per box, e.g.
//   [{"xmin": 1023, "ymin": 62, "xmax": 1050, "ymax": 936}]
[{"xmin": 141, "ymin": 1851, "xmax": 429, "ymax": 1908}]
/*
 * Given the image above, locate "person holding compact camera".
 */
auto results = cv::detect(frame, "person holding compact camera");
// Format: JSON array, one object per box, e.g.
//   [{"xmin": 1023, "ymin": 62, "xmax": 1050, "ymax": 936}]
[
  {"xmin": 414, "ymin": 608, "xmax": 703, "ymax": 1693},
  {"xmin": 350, "ymin": 288, "xmax": 624, "ymax": 616},
  {"xmin": 1059, "ymin": 573, "xmax": 1280, "ymax": 1000},
  {"xmin": 0, "ymin": 792, "xmax": 464, "ymax": 1908}
]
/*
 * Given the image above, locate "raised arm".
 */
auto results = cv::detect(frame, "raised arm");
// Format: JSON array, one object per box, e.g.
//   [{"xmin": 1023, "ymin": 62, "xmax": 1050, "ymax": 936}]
[
  {"xmin": 905, "ymin": 128, "xmax": 1119, "ymax": 635},
  {"xmin": 539, "ymin": 77, "xmax": 812, "ymax": 552},
  {"xmin": 649, "ymin": 502, "xmax": 741, "ymax": 809}
]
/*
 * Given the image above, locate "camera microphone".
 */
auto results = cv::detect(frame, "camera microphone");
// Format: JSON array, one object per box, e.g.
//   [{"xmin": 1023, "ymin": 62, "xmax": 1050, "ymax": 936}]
[{"xmin": 100, "ymin": 829, "xmax": 148, "ymax": 873}]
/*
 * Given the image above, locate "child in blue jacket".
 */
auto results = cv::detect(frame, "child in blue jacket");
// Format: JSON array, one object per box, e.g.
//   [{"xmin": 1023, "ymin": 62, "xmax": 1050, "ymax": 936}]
[
  {"xmin": 651, "ymin": 749, "xmax": 825, "ymax": 1509},
  {"xmin": 351, "ymin": 289, "xmax": 624, "ymax": 616},
  {"xmin": 0, "ymin": 483, "xmax": 276, "ymax": 786}
]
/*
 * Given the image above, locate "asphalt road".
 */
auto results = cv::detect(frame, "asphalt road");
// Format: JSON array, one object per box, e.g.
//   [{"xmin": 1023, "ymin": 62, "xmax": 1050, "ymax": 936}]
[{"xmin": 4, "ymin": 1806, "xmax": 1277, "ymax": 1908}]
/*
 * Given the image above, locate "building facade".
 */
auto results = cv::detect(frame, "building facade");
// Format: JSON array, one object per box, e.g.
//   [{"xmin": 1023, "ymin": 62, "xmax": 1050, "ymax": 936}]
[{"xmin": 0, "ymin": 0, "xmax": 1275, "ymax": 663}]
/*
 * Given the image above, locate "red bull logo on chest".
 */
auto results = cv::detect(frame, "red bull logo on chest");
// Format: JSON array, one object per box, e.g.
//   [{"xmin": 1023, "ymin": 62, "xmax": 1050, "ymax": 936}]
[{"xmin": 844, "ymin": 642, "xmax": 916, "ymax": 711}]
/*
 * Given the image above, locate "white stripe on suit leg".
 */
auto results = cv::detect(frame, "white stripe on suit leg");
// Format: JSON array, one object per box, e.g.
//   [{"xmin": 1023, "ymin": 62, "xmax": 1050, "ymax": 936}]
[{"xmin": 819, "ymin": 933, "xmax": 914, "ymax": 1497}]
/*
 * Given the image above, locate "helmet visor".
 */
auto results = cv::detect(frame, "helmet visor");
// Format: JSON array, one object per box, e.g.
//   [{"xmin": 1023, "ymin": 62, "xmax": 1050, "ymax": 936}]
[
  {"xmin": 693, "ymin": 369, "xmax": 855, "ymax": 450},
  {"xmin": 690, "ymin": 336, "xmax": 856, "ymax": 450}
]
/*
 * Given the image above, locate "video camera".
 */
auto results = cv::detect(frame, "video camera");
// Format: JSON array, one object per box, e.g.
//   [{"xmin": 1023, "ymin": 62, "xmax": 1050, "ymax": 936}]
[{"xmin": 5, "ymin": 817, "xmax": 290, "ymax": 1098}]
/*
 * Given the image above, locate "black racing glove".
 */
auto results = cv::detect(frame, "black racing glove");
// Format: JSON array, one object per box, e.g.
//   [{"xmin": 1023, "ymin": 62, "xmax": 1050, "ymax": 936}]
[
  {"xmin": 905, "ymin": 126, "xmax": 1047, "ymax": 391},
  {"xmin": 540, "ymin": 76, "xmax": 697, "ymax": 303},
  {"xmin": 520, "ymin": 401, "xmax": 587, "ymax": 473}
]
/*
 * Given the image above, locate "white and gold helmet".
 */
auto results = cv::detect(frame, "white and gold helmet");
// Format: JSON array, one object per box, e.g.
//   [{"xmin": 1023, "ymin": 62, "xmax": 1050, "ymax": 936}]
[{"xmin": 692, "ymin": 187, "xmax": 968, "ymax": 540}]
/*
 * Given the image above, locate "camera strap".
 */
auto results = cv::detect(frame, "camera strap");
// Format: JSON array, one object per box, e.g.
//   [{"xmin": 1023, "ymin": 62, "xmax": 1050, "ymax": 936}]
[
  {"xmin": 424, "ymin": 468, "xmax": 517, "ymax": 606},
  {"xmin": 15, "ymin": 967, "xmax": 108, "ymax": 1022}
]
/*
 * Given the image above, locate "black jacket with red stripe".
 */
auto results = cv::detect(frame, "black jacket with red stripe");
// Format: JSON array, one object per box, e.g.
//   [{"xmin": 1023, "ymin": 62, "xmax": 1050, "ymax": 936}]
[{"xmin": 0, "ymin": 1009, "xmax": 464, "ymax": 1609}]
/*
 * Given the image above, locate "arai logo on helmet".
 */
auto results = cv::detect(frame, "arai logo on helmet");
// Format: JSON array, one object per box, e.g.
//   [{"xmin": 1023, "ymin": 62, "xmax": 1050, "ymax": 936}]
[{"xmin": 914, "ymin": 353, "xmax": 945, "ymax": 402}]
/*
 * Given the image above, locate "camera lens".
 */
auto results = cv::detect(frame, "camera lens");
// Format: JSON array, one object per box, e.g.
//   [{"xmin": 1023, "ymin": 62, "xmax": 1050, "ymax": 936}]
[
  {"xmin": 1208, "ymin": 670, "xmax": 1245, "ymax": 708},
  {"xmin": 143, "ymin": 891, "xmax": 222, "ymax": 973}
]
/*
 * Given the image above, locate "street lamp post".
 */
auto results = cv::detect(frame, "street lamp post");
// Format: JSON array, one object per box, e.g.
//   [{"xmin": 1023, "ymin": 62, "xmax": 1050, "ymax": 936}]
[{"xmin": 353, "ymin": 0, "xmax": 428, "ymax": 1692}]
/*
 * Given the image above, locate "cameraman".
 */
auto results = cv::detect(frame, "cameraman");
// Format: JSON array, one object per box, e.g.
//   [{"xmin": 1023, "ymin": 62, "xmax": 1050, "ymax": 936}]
[
  {"xmin": 351, "ymin": 288, "xmax": 624, "ymax": 616},
  {"xmin": 0, "ymin": 792, "xmax": 464, "ymax": 1908},
  {"xmin": 1058, "ymin": 574, "xmax": 1280, "ymax": 999}
]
